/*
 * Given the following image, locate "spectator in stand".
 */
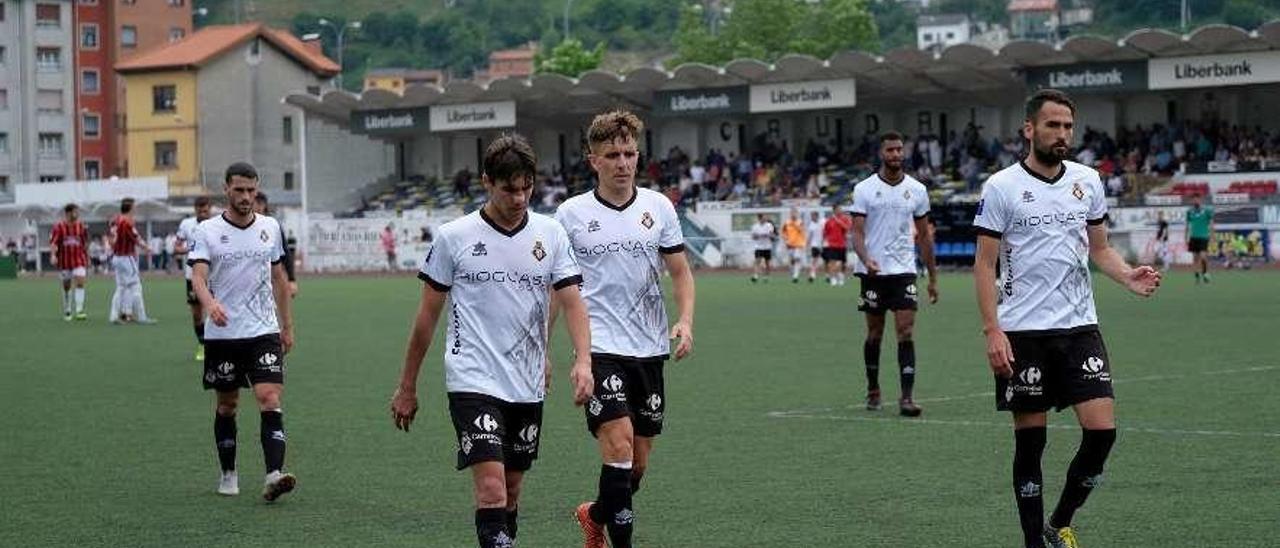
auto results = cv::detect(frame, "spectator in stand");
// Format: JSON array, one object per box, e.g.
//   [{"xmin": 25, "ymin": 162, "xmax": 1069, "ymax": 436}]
[{"xmin": 381, "ymin": 224, "xmax": 397, "ymax": 271}]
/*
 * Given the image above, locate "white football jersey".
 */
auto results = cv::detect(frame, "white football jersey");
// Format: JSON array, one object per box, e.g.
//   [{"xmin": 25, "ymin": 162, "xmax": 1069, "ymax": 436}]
[
  {"xmin": 973, "ymin": 161, "xmax": 1108, "ymax": 332},
  {"xmin": 806, "ymin": 219, "xmax": 824, "ymax": 248},
  {"xmin": 850, "ymin": 173, "xmax": 930, "ymax": 276},
  {"xmin": 751, "ymin": 221, "xmax": 775, "ymax": 251},
  {"xmin": 176, "ymin": 216, "xmax": 200, "ymax": 280},
  {"xmin": 419, "ymin": 210, "xmax": 581, "ymax": 404},
  {"xmin": 555, "ymin": 187, "xmax": 685, "ymax": 359},
  {"xmin": 187, "ymin": 213, "xmax": 285, "ymax": 340}
]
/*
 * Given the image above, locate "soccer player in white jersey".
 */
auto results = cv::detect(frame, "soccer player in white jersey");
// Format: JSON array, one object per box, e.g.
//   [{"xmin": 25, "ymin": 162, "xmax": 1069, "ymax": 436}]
[
  {"xmin": 749, "ymin": 213, "xmax": 776, "ymax": 283},
  {"xmin": 188, "ymin": 162, "xmax": 297, "ymax": 502},
  {"xmin": 974, "ymin": 90, "xmax": 1161, "ymax": 548},
  {"xmin": 391, "ymin": 135, "xmax": 594, "ymax": 548},
  {"xmin": 175, "ymin": 196, "xmax": 213, "ymax": 361},
  {"xmin": 555, "ymin": 110, "xmax": 695, "ymax": 548},
  {"xmin": 806, "ymin": 211, "xmax": 824, "ymax": 282},
  {"xmin": 850, "ymin": 132, "xmax": 938, "ymax": 416}
]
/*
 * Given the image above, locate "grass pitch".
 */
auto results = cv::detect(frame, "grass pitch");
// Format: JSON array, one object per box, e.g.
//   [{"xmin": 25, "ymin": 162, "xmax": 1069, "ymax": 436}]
[{"xmin": 1, "ymin": 269, "xmax": 1276, "ymax": 547}]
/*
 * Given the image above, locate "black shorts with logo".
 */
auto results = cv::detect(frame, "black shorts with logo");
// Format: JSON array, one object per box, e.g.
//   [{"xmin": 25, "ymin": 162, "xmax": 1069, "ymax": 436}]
[
  {"xmin": 185, "ymin": 279, "xmax": 199, "ymax": 305},
  {"xmin": 857, "ymin": 274, "xmax": 919, "ymax": 314},
  {"xmin": 447, "ymin": 392, "xmax": 543, "ymax": 471},
  {"xmin": 822, "ymin": 247, "xmax": 847, "ymax": 263},
  {"xmin": 754, "ymin": 249, "xmax": 773, "ymax": 261},
  {"xmin": 1188, "ymin": 237, "xmax": 1209, "ymax": 253},
  {"xmin": 995, "ymin": 327, "xmax": 1114, "ymax": 413},
  {"xmin": 585, "ymin": 353, "xmax": 666, "ymax": 438},
  {"xmin": 202, "ymin": 333, "xmax": 285, "ymax": 391},
  {"xmin": 810, "ymin": 247, "xmax": 822, "ymax": 259}
]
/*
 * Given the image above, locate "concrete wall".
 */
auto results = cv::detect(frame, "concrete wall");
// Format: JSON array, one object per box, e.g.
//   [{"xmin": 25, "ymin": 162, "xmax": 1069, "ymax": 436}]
[{"xmin": 301, "ymin": 115, "xmax": 395, "ymax": 213}]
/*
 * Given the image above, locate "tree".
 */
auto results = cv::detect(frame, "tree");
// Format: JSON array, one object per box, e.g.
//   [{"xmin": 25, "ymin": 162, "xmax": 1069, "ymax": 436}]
[
  {"xmin": 1223, "ymin": 0, "xmax": 1268, "ymax": 28},
  {"xmin": 792, "ymin": 0, "xmax": 879, "ymax": 59},
  {"xmin": 669, "ymin": 0, "xmax": 879, "ymax": 67},
  {"xmin": 668, "ymin": 3, "xmax": 724, "ymax": 67},
  {"xmin": 536, "ymin": 38, "xmax": 605, "ymax": 77}
]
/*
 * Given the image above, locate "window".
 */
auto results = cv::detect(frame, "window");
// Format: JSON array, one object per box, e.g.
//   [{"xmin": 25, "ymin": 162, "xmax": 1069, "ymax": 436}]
[
  {"xmin": 39, "ymin": 133, "xmax": 65, "ymax": 158},
  {"xmin": 168, "ymin": 28, "xmax": 185, "ymax": 42},
  {"xmin": 152, "ymin": 85, "xmax": 176, "ymax": 112},
  {"xmin": 81, "ymin": 24, "xmax": 99, "ymax": 49},
  {"xmin": 154, "ymin": 141, "xmax": 178, "ymax": 168},
  {"xmin": 0, "ymin": 132, "xmax": 7, "ymax": 153},
  {"xmin": 283, "ymin": 116, "xmax": 293, "ymax": 144},
  {"xmin": 80, "ymin": 1, "xmax": 100, "ymax": 5},
  {"xmin": 0, "ymin": 89, "xmax": 7, "ymax": 110},
  {"xmin": 0, "ymin": 46, "xmax": 6, "ymax": 65},
  {"xmin": 82, "ymin": 70, "xmax": 100, "ymax": 94},
  {"xmin": 946, "ymin": 32, "xmax": 955, "ymax": 40},
  {"xmin": 168, "ymin": 0, "xmax": 185, "ymax": 5},
  {"xmin": 284, "ymin": 172, "xmax": 295, "ymax": 190},
  {"xmin": 37, "ymin": 90, "xmax": 64, "ymax": 115},
  {"xmin": 0, "ymin": 3, "xmax": 5, "ymax": 22},
  {"xmin": 40, "ymin": 175, "xmax": 66, "ymax": 183},
  {"xmin": 250, "ymin": 39, "xmax": 260, "ymax": 56},
  {"xmin": 83, "ymin": 113, "xmax": 101, "ymax": 139},
  {"xmin": 122, "ymin": 25, "xmax": 138, "ymax": 48},
  {"xmin": 36, "ymin": 48, "xmax": 61, "ymax": 71},
  {"xmin": 36, "ymin": 3, "xmax": 61, "ymax": 27},
  {"xmin": 84, "ymin": 160, "xmax": 101, "ymax": 180},
  {"xmin": 306, "ymin": 85, "xmax": 321, "ymax": 96},
  {"xmin": 0, "ymin": 177, "xmax": 8, "ymax": 192},
  {"xmin": 923, "ymin": 33, "xmax": 933, "ymax": 41}
]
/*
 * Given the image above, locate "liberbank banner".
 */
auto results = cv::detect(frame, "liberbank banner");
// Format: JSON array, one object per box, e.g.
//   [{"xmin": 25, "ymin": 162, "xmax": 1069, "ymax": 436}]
[
  {"xmin": 429, "ymin": 101, "xmax": 517, "ymax": 132},
  {"xmin": 749, "ymin": 79, "xmax": 856, "ymax": 113},
  {"xmin": 352, "ymin": 107, "xmax": 430, "ymax": 135},
  {"xmin": 653, "ymin": 86, "xmax": 749, "ymax": 117},
  {"xmin": 1150, "ymin": 51, "xmax": 1280, "ymax": 90},
  {"xmin": 1025, "ymin": 62, "xmax": 1147, "ymax": 93}
]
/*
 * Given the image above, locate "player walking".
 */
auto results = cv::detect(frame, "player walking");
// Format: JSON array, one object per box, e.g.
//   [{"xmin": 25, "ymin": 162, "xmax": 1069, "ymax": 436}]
[
  {"xmin": 822, "ymin": 204, "xmax": 852, "ymax": 286},
  {"xmin": 50, "ymin": 204, "xmax": 91, "ymax": 321},
  {"xmin": 1185, "ymin": 193, "xmax": 1213, "ymax": 284},
  {"xmin": 749, "ymin": 213, "xmax": 776, "ymax": 283},
  {"xmin": 781, "ymin": 209, "xmax": 808, "ymax": 283},
  {"xmin": 107, "ymin": 198, "xmax": 154, "ymax": 323},
  {"xmin": 175, "ymin": 196, "xmax": 214, "ymax": 360},
  {"xmin": 806, "ymin": 211, "xmax": 824, "ymax": 282}
]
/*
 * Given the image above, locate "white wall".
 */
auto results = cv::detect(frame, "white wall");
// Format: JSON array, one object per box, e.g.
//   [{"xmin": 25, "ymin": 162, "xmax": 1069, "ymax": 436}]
[
  {"xmin": 303, "ymin": 116, "xmax": 396, "ymax": 213},
  {"xmin": 656, "ymin": 119, "xmax": 699, "ymax": 160},
  {"xmin": 1074, "ymin": 96, "xmax": 1117, "ymax": 138},
  {"xmin": 1122, "ymin": 95, "xmax": 1166, "ymax": 128},
  {"xmin": 408, "ymin": 135, "xmax": 445, "ymax": 179}
]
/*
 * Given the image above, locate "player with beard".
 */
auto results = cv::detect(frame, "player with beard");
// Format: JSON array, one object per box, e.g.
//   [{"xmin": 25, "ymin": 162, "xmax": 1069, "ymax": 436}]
[
  {"xmin": 974, "ymin": 89, "xmax": 1161, "ymax": 548},
  {"xmin": 50, "ymin": 203, "xmax": 91, "ymax": 321},
  {"xmin": 175, "ymin": 196, "xmax": 214, "ymax": 360},
  {"xmin": 849, "ymin": 132, "xmax": 937, "ymax": 415}
]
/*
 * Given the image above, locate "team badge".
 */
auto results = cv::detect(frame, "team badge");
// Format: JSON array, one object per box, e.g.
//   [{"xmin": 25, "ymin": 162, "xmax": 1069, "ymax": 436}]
[
  {"xmin": 531, "ymin": 240, "xmax": 546, "ymax": 261},
  {"xmin": 640, "ymin": 212, "xmax": 655, "ymax": 229},
  {"xmin": 220, "ymin": 235, "xmax": 231, "ymax": 244},
  {"xmin": 260, "ymin": 229, "xmax": 270, "ymax": 242},
  {"xmin": 587, "ymin": 220, "xmax": 601, "ymax": 233},
  {"xmin": 904, "ymin": 189, "xmax": 911, "ymax": 200},
  {"xmin": 1072, "ymin": 182, "xmax": 1085, "ymax": 200}
]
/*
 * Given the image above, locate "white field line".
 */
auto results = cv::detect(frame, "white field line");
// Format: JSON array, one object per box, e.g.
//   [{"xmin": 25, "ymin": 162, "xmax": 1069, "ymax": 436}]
[{"xmin": 912, "ymin": 365, "xmax": 1280, "ymax": 404}]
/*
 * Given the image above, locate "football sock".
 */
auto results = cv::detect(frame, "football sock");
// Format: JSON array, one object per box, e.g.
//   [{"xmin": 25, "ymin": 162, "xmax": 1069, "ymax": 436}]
[
  {"xmin": 130, "ymin": 286, "xmax": 149, "ymax": 321},
  {"xmin": 505, "ymin": 508, "xmax": 518, "ymax": 539},
  {"xmin": 109, "ymin": 285, "xmax": 123, "ymax": 320},
  {"xmin": 214, "ymin": 412, "xmax": 237, "ymax": 472},
  {"xmin": 73, "ymin": 287, "xmax": 85, "ymax": 313},
  {"xmin": 62, "ymin": 289, "xmax": 72, "ymax": 314},
  {"xmin": 791, "ymin": 261, "xmax": 801, "ymax": 280},
  {"xmin": 195, "ymin": 322, "xmax": 206, "ymax": 345},
  {"xmin": 864, "ymin": 338, "xmax": 882, "ymax": 392},
  {"xmin": 1050, "ymin": 428, "xmax": 1117, "ymax": 528},
  {"xmin": 1013, "ymin": 426, "xmax": 1047, "ymax": 548},
  {"xmin": 260, "ymin": 410, "xmax": 286, "ymax": 474},
  {"xmin": 474, "ymin": 507, "xmax": 512, "ymax": 548},
  {"xmin": 898, "ymin": 340, "xmax": 917, "ymax": 399},
  {"xmin": 630, "ymin": 469, "xmax": 645, "ymax": 495},
  {"xmin": 589, "ymin": 463, "xmax": 634, "ymax": 548}
]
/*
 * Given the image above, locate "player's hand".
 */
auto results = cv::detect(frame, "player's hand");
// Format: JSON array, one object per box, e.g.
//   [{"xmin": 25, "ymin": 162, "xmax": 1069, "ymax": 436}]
[
  {"xmin": 927, "ymin": 278, "xmax": 939, "ymax": 304},
  {"xmin": 670, "ymin": 320, "xmax": 694, "ymax": 361},
  {"xmin": 569, "ymin": 360, "xmax": 593, "ymax": 406},
  {"xmin": 288, "ymin": 281, "xmax": 298, "ymax": 298},
  {"xmin": 543, "ymin": 356, "xmax": 553, "ymax": 395},
  {"xmin": 280, "ymin": 325, "xmax": 294, "ymax": 355},
  {"xmin": 49, "ymin": 255, "xmax": 57, "ymax": 268},
  {"xmin": 1124, "ymin": 265, "xmax": 1161, "ymax": 297},
  {"xmin": 985, "ymin": 328, "xmax": 1015, "ymax": 379},
  {"xmin": 391, "ymin": 386, "xmax": 419, "ymax": 432},
  {"xmin": 865, "ymin": 259, "xmax": 881, "ymax": 276},
  {"xmin": 207, "ymin": 300, "xmax": 229, "ymax": 327}
]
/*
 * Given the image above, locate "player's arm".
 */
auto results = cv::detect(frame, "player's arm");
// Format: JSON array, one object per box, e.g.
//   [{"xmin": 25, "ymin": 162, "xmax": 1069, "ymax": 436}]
[
  {"xmin": 662, "ymin": 250, "xmax": 696, "ymax": 361},
  {"xmin": 1086, "ymin": 223, "xmax": 1160, "ymax": 298},
  {"xmin": 392, "ymin": 283, "xmax": 447, "ymax": 431},
  {"xmin": 914, "ymin": 215, "xmax": 938, "ymax": 303},
  {"xmin": 191, "ymin": 261, "xmax": 225, "ymax": 326},
  {"xmin": 553, "ymin": 284, "xmax": 593, "ymax": 405},
  {"xmin": 48, "ymin": 228, "xmax": 60, "ymax": 267},
  {"xmin": 850, "ymin": 215, "xmax": 877, "ymax": 274},
  {"xmin": 271, "ymin": 262, "xmax": 293, "ymax": 353},
  {"xmin": 974, "ymin": 233, "xmax": 1013, "ymax": 378},
  {"xmin": 134, "ymin": 227, "xmax": 152, "ymax": 253}
]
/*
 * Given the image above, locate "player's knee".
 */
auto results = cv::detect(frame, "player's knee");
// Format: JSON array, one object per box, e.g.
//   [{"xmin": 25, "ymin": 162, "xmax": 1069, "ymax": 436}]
[
  {"xmin": 216, "ymin": 402, "xmax": 237, "ymax": 416},
  {"xmin": 896, "ymin": 325, "xmax": 914, "ymax": 341},
  {"xmin": 474, "ymin": 474, "xmax": 507, "ymax": 507},
  {"xmin": 600, "ymin": 431, "xmax": 634, "ymax": 462},
  {"xmin": 254, "ymin": 389, "xmax": 282, "ymax": 410}
]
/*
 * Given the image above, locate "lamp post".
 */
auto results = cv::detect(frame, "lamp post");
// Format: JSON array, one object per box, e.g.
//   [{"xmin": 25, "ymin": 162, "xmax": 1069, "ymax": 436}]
[
  {"xmin": 563, "ymin": 0, "xmax": 575, "ymax": 40},
  {"xmin": 318, "ymin": 19, "xmax": 361, "ymax": 89}
]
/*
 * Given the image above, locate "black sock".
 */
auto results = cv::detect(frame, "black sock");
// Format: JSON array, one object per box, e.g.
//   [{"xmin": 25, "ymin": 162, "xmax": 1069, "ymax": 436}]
[
  {"xmin": 1050, "ymin": 428, "xmax": 1117, "ymax": 529},
  {"xmin": 1013, "ymin": 427, "xmax": 1048, "ymax": 548},
  {"xmin": 505, "ymin": 508, "xmax": 518, "ymax": 540},
  {"xmin": 898, "ymin": 340, "xmax": 916, "ymax": 399},
  {"xmin": 260, "ymin": 410, "xmax": 286, "ymax": 474},
  {"xmin": 588, "ymin": 464, "xmax": 634, "ymax": 548},
  {"xmin": 214, "ymin": 413, "xmax": 237, "ymax": 472},
  {"xmin": 474, "ymin": 507, "xmax": 512, "ymax": 548},
  {"xmin": 195, "ymin": 323, "xmax": 205, "ymax": 345},
  {"xmin": 864, "ymin": 338, "xmax": 882, "ymax": 392}
]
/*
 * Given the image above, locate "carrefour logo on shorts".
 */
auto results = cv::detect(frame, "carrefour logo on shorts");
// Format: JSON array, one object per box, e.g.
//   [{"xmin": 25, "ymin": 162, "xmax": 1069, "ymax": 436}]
[
  {"xmin": 603, "ymin": 374, "xmax": 624, "ymax": 392},
  {"xmin": 518, "ymin": 424, "xmax": 539, "ymax": 443},
  {"xmin": 1082, "ymin": 356, "xmax": 1104, "ymax": 374},
  {"xmin": 1019, "ymin": 366, "xmax": 1042, "ymax": 386},
  {"xmin": 473, "ymin": 413, "xmax": 499, "ymax": 433}
]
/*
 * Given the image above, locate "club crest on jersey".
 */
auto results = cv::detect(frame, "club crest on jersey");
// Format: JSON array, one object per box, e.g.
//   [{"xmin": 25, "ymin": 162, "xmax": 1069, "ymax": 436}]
[
  {"xmin": 220, "ymin": 235, "xmax": 231, "ymax": 244},
  {"xmin": 259, "ymin": 229, "xmax": 270, "ymax": 242},
  {"xmin": 471, "ymin": 241, "xmax": 488, "ymax": 256},
  {"xmin": 531, "ymin": 240, "xmax": 546, "ymax": 261},
  {"xmin": 640, "ymin": 211, "xmax": 655, "ymax": 229},
  {"xmin": 1022, "ymin": 191, "xmax": 1035, "ymax": 203},
  {"xmin": 904, "ymin": 189, "xmax": 911, "ymax": 200},
  {"xmin": 1072, "ymin": 182, "xmax": 1085, "ymax": 200},
  {"xmin": 587, "ymin": 220, "xmax": 601, "ymax": 233}
]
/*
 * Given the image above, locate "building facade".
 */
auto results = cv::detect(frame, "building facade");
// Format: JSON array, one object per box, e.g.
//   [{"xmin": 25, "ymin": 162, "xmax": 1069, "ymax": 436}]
[{"xmin": 0, "ymin": 0, "xmax": 78, "ymax": 190}]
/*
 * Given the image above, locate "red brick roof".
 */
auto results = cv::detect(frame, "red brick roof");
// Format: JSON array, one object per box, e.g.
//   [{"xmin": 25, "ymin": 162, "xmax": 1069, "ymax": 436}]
[{"xmin": 116, "ymin": 23, "xmax": 340, "ymax": 76}]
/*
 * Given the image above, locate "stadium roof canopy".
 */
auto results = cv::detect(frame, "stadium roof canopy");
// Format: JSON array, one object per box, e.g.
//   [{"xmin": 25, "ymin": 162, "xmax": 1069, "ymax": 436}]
[{"xmin": 285, "ymin": 20, "xmax": 1280, "ymax": 128}]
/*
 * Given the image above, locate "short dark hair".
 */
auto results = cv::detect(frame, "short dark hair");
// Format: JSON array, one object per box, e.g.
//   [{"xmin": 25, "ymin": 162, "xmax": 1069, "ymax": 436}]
[
  {"xmin": 587, "ymin": 109, "xmax": 644, "ymax": 152},
  {"xmin": 225, "ymin": 161, "xmax": 258, "ymax": 183},
  {"xmin": 880, "ymin": 131, "xmax": 904, "ymax": 144},
  {"xmin": 483, "ymin": 134, "xmax": 537, "ymax": 185},
  {"xmin": 120, "ymin": 198, "xmax": 135, "ymax": 214},
  {"xmin": 194, "ymin": 195, "xmax": 211, "ymax": 208},
  {"xmin": 64, "ymin": 203, "xmax": 78, "ymax": 214},
  {"xmin": 1025, "ymin": 89, "xmax": 1076, "ymax": 121}
]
